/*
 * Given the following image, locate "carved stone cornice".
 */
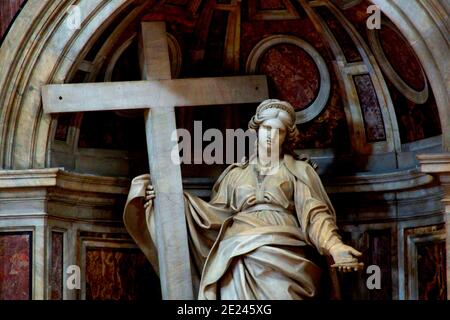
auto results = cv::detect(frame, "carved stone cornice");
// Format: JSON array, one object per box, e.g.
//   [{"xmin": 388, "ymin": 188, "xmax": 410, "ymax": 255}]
[
  {"xmin": 0, "ymin": 168, "xmax": 131, "ymax": 220},
  {"xmin": 324, "ymin": 169, "xmax": 434, "ymax": 193},
  {"xmin": 0, "ymin": 168, "xmax": 130, "ymax": 194},
  {"xmin": 183, "ymin": 168, "xmax": 435, "ymax": 194}
]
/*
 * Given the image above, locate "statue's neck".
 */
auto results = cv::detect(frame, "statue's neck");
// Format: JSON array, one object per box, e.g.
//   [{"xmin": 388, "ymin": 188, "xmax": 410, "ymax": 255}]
[{"xmin": 257, "ymin": 144, "xmax": 282, "ymax": 170}]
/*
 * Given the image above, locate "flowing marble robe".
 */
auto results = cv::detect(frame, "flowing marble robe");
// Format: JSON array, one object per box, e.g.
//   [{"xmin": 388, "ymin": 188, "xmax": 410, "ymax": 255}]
[{"xmin": 123, "ymin": 154, "xmax": 342, "ymax": 300}]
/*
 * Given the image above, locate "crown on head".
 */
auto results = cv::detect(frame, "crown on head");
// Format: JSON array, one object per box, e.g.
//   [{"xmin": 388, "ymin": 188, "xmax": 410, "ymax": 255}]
[{"xmin": 256, "ymin": 99, "xmax": 296, "ymax": 123}]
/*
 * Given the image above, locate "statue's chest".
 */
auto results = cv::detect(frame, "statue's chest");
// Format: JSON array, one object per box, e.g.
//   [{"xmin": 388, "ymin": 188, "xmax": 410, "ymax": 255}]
[{"xmin": 232, "ymin": 164, "xmax": 295, "ymax": 207}]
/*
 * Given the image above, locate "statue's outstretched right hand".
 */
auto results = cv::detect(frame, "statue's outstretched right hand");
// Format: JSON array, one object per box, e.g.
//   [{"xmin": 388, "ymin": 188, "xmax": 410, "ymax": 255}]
[{"xmin": 144, "ymin": 184, "xmax": 156, "ymax": 209}]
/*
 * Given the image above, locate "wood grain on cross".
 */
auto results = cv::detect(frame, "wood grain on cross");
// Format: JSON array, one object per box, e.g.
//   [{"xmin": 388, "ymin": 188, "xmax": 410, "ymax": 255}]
[{"xmin": 42, "ymin": 22, "xmax": 268, "ymax": 299}]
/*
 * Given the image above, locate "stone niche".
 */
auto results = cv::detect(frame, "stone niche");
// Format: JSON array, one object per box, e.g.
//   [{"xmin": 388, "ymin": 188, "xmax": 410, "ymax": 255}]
[{"xmin": 0, "ymin": 0, "xmax": 448, "ymax": 301}]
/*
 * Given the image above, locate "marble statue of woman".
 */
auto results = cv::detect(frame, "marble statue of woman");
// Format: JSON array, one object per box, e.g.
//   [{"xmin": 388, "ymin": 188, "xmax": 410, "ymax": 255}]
[{"xmin": 123, "ymin": 99, "xmax": 362, "ymax": 300}]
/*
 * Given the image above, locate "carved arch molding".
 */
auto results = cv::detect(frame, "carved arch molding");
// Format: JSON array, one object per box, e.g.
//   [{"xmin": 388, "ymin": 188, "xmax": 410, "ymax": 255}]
[{"xmin": 0, "ymin": 0, "xmax": 449, "ymax": 171}]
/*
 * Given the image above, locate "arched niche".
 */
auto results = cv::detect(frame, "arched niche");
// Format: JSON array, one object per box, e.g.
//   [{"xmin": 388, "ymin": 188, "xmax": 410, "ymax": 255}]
[{"xmin": 0, "ymin": 0, "xmax": 448, "ymax": 172}]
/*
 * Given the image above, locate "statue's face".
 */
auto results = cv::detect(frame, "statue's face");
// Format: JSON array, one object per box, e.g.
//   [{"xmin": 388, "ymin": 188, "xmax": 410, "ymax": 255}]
[{"xmin": 257, "ymin": 110, "xmax": 288, "ymax": 155}]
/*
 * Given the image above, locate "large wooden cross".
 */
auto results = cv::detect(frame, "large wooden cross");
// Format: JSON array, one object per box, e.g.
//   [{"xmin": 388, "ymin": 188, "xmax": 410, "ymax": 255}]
[{"xmin": 42, "ymin": 21, "xmax": 268, "ymax": 299}]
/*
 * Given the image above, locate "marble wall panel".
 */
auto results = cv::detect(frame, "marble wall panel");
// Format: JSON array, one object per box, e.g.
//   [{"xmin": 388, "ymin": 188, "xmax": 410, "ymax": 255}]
[
  {"xmin": 353, "ymin": 74, "xmax": 386, "ymax": 142},
  {"xmin": 0, "ymin": 232, "xmax": 32, "ymax": 300},
  {"xmin": 314, "ymin": 5, "xmax": 362, "ymax": 63},
  {"xmin": 241, "ymin": 19, "xmax": 350, "ymax": 150},
  {"xmin": 85, "ymin": 247, "xmax": 161, "ymax": 300},
  {"xmin": 404, "ymin": 224, "xmax": 447, "ymax": 300},
  {"xmin": 378, "ymin": 24, "xmax": 425, "ymax": 92},
  {"xmin": 166, "ymin": 0, "xmax": 190, "ymax": 7},
  {"xmin": 416, "ymin": 240, "xmax": 447, "ymax": 300},
  {"xmin": 257, "ymin": 0, "xmax": 286, "ymax": 11},
  {"xmin": 387, "ymin": 80, "xmax": 442, "ymax": 143},
  {"xmin": 258, "ymin": 43, "xmax": 320, "ymax": 111},
  {"xmin": 343, "ymin": 1, "xmax": 442, "ymax": 144},
  {"xmin": 0, "ymin": 0, "xmax": 25, "ymax": 40},
  {"xmin": 50, "ymin": 232, "xmax": 63, "ymax": 300}
]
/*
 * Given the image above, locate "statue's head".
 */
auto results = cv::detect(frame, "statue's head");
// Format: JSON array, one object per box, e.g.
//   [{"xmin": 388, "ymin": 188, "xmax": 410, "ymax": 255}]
[{"xmin": 248, "ymin": 99, "xmax": 300, "ymax": 157}]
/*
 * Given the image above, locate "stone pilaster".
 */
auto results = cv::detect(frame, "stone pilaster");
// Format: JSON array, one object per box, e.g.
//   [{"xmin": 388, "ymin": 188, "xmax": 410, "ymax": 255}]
[{"xmin": 417, "ymin": 153, "xmax": 450, "ymax": 299}]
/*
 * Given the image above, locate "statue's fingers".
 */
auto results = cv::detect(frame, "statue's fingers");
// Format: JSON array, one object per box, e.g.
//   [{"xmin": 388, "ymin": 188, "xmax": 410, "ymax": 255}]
[{"xmin": 349, "ymin": 248, "xmax": 362, "ymax": 257}]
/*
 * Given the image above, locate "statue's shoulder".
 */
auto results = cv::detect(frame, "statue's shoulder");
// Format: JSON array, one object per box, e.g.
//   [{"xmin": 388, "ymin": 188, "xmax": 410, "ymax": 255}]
[
  {"xmin": 223, "ymin": 157, "xmax": 249, "ymax": 176},
  {"xmin": 284, "ymin": 154, "xmax": 321, "ymax": 184},
  {"xmin": 210, "ymin": 159, "xmax": 246, "ymax": 195}
]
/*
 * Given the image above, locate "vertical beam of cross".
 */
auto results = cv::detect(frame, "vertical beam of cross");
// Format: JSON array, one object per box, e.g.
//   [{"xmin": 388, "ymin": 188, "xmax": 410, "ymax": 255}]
[{"xmin": 140, "ymin": 22, "xmax": 194, "ymax": 300}]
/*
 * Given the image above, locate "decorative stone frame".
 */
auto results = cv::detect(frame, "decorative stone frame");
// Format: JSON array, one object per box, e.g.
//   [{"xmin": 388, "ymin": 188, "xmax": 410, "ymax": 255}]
[
  {"xmin": 246, "ymin": 35, "xmax": 331, "ymax": 124},
  {"xmin": 405, "ymin": 226, "xmax": 446, "ymax": 300},
  {"xmin": 248, "ymin": 0, "xmax": 300, "ymax": 20},
  {"xmin": 79, "ymin": 238, "xmax": 143, "ymax": 300},
  {"xmin": 368, "ymin": 19, "xmax": 429, "ymax": 105}
]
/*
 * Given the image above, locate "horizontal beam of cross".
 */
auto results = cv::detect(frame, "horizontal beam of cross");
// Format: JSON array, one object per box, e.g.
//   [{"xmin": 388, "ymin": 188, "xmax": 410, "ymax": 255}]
[{"xmin": 42, "ymin": 75, "xmax": 268, "ymax": 114}]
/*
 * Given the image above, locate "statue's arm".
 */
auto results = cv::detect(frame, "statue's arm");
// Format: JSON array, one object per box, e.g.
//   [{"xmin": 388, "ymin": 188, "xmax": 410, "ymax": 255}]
[
  {"xmin": 123, "ymin": 174, "xmax": 159, "ymax": 275},
  {"xmin": 294, "ymin": 173, "xmax": 363, "ymax": 272}
]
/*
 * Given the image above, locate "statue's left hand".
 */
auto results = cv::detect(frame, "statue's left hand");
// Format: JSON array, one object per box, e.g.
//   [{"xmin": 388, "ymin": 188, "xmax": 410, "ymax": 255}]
[
  {"xmin": 144, "ymin": 184, "xmax": 156, "ymax": 210},
  {"xmin": 329, "ymin": 243, "xmax": 363, "ymax": 272}
]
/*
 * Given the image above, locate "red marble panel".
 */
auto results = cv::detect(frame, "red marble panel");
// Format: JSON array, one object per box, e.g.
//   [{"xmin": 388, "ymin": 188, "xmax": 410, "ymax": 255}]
[
  {"xmin": 378, "ymin": 25, "xmax": 425, "ymax": 91},
  {"xmin": 241, "ymin": 19, "xmax": 350, "ymax": 150},
  {"xmin": 258, "ymin": 43, "xmax": 320, "ymax": 111},
  {"xmin": 85, "ymin": 247, "xmax": 160, "ymax": 300},
  {"xmin": 0, "ymin": 232, "xmax": 32, "ymax": 300},
  {"xmin": 50, "ymin": 232, "xmax": 63, "ymax": 300},
  {"xmin": 345, "ymin": 2, "xmax": 425, "ymax": 92},
  {"xmin": 417, "ymin": 240, "xmax": 447, "ymax": 300},
  {"xmin": 344, "ymin": 0, "xmax": 427, "ymax": 95},
  {"xmin": 315, "ymin": 6, "xmax": 362, "ymax": 63},
  {"xmin": 343, "ymin": 1, "xmax": 442, "ymax": 143},
  {"xmin": 241, "ymin": 19, "xmax": 331, "ymax": 68},
  {"xmin": 353, "ymin": 74, "xmax": 386, "ymax": 142},
  {"xmin": 166, "ymin": 0, "xmax": 189, "ymax": 7},
  {"xmin": 341, "ymin": 0, "xmax": 373, "ymax": 39},
  {"xmin": 257, "ymin": 0, "xmax": 286, "ymax": 11},
  {"xmin": 386, "ymin": 77, "xmax": 441, "ymax": 143},
  {"xmin": 142, "ymin": 6, "xmax": 196, "ymax": 33},
  {"xmin": 367, "ymin": 229, "xmax": 392, "ymax": 300},
  {"xmin": 0, "ymin": 0, "xmax": 25, "ymax": 40}
]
